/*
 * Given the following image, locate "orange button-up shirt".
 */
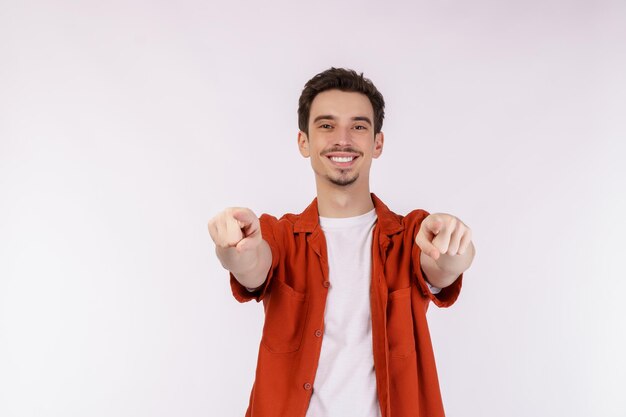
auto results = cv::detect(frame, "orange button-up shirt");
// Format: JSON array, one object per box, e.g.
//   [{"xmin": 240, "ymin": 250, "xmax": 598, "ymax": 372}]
[{"xmin": 230, "ymin": 194, "xmax": 463, "ymax": 417}]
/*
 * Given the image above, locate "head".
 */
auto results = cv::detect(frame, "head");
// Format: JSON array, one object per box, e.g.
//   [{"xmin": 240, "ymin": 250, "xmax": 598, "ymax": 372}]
[
  {"xmin": 297, "ymin": 68, "xmax": 386, "ymax": 188},
  {"xmin": 298, "ymin": 67, "xmax": 385, "ymax": 136}
]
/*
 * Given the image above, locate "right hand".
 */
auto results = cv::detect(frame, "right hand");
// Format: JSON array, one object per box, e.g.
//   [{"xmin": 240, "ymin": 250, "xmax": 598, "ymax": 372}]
[{"xmin": 208, "ymin": 208, "xmax": 262, "ymax": 253}]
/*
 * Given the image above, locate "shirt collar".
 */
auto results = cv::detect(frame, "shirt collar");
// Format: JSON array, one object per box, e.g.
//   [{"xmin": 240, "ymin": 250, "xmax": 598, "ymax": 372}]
[{"xmin": 293, "ymin": 193, "xmax": 404, "ymax": 236}]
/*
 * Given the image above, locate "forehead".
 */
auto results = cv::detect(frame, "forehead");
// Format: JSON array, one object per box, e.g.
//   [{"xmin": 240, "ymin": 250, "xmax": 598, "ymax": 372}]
[{"xmin": 309, "ymin": 89, "xmax": 374, "ymax": 120}]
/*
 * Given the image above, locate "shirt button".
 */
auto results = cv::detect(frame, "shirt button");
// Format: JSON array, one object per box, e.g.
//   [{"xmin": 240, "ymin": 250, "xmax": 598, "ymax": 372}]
[
  {"xmin": 304, "ymin": 382, "xmax": 312, "ymax": 390},
  {"xmin": 322, "ymin": 280, "xmax": 330, "ymax": 288},
  {"xmin": 314, "ymin": 329, "xmax": 322, "ymax": 337}
]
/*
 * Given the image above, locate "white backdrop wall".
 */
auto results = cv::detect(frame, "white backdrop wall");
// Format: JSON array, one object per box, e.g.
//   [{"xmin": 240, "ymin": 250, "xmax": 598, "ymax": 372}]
[{"xmin": 1, "ymin": 0, "xmax": 625, "ymax": 416}]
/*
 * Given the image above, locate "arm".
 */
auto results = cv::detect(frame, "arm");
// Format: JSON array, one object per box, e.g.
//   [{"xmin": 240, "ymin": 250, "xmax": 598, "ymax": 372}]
[
  {"xmin": 208, "ymin": 207, "xmax": 272, "ymax": 289},
  {"xmin": 416, "ymin": 213, "xmax": 475, "ymax": 289}
]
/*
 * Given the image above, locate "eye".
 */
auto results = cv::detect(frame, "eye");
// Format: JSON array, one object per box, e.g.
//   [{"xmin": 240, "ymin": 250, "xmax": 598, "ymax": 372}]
[
  {"xmin": 354, "ymin": 125, "xmax": 367, "ymax": 130},
  {"xmin": 320, "ymin": 124, "xmax": 333, "ymax": 129}
]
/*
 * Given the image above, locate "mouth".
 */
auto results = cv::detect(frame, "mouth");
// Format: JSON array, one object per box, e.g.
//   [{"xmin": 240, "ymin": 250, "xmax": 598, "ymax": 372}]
[{"xmin": 325, "ymin": 152, "xmax": 360, "ymax": 168}]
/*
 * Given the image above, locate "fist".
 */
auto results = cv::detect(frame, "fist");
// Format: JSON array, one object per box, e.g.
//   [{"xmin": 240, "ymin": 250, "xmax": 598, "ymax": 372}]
[
  {"xmin": 415, "ymin": 213, "xmax": 472, "ymax": 260},
  {"xmin": 207, "ymin": 208, "xmax": 262, "ymax": 253}
]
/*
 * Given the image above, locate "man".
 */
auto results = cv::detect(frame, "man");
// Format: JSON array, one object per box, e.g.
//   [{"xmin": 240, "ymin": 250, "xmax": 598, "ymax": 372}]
[{"xmin": 208, "ymin": 68, "xmax": 475, "ymax": 417}]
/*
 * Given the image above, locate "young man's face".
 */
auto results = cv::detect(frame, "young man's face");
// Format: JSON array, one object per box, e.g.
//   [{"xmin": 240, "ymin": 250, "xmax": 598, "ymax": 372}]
[{"xmin": 298, "ymin": 89, "xmax": 384, "ymax": 188}]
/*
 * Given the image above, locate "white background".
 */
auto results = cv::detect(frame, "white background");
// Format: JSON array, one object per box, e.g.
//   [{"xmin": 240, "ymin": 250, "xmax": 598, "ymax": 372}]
[{"xmin": 1, "ymin": 0, "xmax": 625, "ymax": 416}]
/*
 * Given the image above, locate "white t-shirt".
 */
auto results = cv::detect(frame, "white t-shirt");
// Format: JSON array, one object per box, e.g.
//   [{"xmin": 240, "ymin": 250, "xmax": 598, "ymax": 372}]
[{"xmin": 306, "ymin": 209, "xmax": 381, "ymax": 417}]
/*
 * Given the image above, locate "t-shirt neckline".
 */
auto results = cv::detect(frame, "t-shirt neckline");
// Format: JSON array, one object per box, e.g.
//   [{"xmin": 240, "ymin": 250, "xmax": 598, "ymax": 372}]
[{"xmin": 319, "ymin": 208, "xmax": 377, "ymax": 229}]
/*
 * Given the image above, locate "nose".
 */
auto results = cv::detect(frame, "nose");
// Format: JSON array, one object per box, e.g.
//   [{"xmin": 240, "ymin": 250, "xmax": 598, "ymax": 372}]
[{"xmin": 333, "ymin": 126, "xmax": 354, "ymax": 146}]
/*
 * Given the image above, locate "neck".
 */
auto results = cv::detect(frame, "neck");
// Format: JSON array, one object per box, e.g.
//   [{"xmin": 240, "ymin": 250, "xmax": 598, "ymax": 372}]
[{"xmin": 315, "ymin": 178, "xmax": 374, "ymax": 218}]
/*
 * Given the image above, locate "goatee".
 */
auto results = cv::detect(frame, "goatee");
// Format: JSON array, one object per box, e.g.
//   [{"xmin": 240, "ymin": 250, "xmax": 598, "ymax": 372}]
[{"xmin": 329, "ymin": 173, "xmax": 358, "ymax": 186}]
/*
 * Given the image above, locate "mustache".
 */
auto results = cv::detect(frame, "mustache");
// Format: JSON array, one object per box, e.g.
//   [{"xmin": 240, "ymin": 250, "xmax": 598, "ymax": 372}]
[{"xmin": 321, "ymin": 146, "xmax": 363, "ymax": 156}]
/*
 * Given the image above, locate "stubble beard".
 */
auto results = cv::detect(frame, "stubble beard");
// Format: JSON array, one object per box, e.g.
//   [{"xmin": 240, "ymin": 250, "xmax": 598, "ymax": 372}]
[{"xmin": 328, "ymin": 171, "xmax": 359, "ymax": 187}]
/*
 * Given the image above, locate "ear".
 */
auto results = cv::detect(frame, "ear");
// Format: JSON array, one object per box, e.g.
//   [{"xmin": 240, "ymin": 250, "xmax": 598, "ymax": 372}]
[
  {"xmin": 298, "ymin": 131, "xmax": 310, "ymax": 157},
  {"xmin": 372, "ymin": 131, "xmax": 384, "ymax": 159}
]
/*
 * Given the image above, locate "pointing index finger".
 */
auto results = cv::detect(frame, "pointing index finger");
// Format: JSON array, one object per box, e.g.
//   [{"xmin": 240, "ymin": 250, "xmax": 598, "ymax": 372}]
[{"xmin": 231, "ymin": 208, "xmax": 255, "ymax": 226}]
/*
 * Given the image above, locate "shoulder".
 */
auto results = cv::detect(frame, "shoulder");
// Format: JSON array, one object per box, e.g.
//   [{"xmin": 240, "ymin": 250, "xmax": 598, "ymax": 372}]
[
  {"xmin": 258, "ymin": 212, "xmax": 303, "ymax": 246},
  {"xmin": 259, "ymin": 197, "xmax": 318, "ymax": 234},
  {"xmin": 403, "ymin": 208, "xmax": 430, "ymax": 224},
  {"xmin": 397, "ymin": 209, "xmax": 430, "ymax": 238},
  {"xmin": 259, "ymin": 212, "xmax": 300, "ymax": 230}
]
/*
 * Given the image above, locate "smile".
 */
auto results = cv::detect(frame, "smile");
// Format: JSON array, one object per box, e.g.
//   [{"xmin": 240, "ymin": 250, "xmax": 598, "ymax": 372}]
[
  {"xmin": 329, "ymin": 156, "xmax": 355, "ymax": 163},
  {"xmin": 326, "ymin": 154, "xmax": 359, "ymax": 168}
]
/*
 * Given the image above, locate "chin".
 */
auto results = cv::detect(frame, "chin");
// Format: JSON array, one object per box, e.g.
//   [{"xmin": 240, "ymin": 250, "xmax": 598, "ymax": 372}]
[{"xmin": 329, "ymin": 175, "xmax": 359, "ymax": 187}]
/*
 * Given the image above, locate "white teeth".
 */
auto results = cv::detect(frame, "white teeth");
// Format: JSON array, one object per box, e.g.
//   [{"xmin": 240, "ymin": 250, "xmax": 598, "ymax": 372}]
[{"xmin": 330, "ymin": 156, "xmax": 354, "ymax": 163}]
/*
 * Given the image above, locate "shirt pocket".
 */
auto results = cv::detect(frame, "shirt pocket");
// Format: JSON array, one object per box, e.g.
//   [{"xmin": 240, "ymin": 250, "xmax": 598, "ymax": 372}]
[
  {"xmin": 261, "ymin": 279, "xmax": 308, "ymax": 354},
  {"xmin": 387, "ymin": 286, "xmax": 416, "ymax": 358}
]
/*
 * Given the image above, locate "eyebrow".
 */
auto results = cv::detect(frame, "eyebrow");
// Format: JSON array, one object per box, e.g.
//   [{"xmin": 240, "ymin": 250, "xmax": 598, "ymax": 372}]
[{"xmin": 313, "ymin": 115, "xmax": 373, "ymax": 126}]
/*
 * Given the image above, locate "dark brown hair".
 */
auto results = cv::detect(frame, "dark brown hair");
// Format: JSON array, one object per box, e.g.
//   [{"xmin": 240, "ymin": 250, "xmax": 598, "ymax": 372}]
[{"xmin": 298, "ymin": 67, "xmax": 385, "ymax": 135}]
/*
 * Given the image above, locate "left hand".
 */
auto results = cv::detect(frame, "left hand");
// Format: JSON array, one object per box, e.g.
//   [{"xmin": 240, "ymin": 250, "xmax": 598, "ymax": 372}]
[{"xmin": 416, "ymin": 213, "xmax": 472, "ymax": 261}]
